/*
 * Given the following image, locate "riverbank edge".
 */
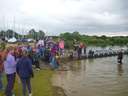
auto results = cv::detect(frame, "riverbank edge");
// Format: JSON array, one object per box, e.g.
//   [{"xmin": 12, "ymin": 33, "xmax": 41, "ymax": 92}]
[{"xmin": 52, "ymin": 86, "xmax": 67, "ymax": 96}]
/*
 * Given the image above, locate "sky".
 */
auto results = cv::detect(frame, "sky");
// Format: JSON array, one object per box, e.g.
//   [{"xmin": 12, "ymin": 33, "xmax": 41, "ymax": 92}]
[{"xmin": 0, "ymin": 0, "xmax": 127, "ymax": 36}]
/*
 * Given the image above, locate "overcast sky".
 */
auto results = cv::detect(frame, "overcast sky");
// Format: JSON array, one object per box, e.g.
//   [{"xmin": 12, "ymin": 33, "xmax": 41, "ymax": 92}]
[{"xmin": 0, "ymin": 0, "xmax": 127, "ymax": 36}]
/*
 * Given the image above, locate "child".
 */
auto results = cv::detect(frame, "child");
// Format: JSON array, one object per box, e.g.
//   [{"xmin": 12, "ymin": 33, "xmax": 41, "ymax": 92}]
[{"xmin": 50, "ymin": 53, "xmax": 59, "ymax": 69}]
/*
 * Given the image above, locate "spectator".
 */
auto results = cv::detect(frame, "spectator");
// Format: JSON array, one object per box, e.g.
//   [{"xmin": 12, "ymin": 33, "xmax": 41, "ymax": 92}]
[
  {"xmin": 4, "ymin": 47, "xmax": 16, "ymax": 96},
  {"xmin": 16, "ymin": 50, "xmax": 33, "ymax": 96}
]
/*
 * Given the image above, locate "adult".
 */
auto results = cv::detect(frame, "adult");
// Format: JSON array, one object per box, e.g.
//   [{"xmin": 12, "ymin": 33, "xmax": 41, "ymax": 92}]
[
  {"xmin": 0, "ymin": 49, "xmax": 6, "ymax": 90},
  {"xmin": 4, "ymin": 47, "xmax": 16, "ymax": 96},
  {"xmin": 59, "ymin": 39, "xmax": 64, "ymax": 55},
  {"xmin": 117, "ymin": 50, "xmax": 123, "ymax": 64},
  {"xmin": 33, "ymin": 47, "xmax": 41, "ymax": 70},
  {"xmin": 16, "ymin": 50, "xmax": 33, "ymax": 96}
]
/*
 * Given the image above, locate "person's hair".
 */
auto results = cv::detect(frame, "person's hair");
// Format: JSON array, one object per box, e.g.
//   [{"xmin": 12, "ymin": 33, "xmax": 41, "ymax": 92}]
[
  {"xmin": 3, "ymin": 46, "xmax": 14, "ymax": 61},
  {"xmin": 6, "ymin": 46, "xmax": 14, "ymax": 53},
  {"xmin": 22, "ymin": 50, "xmax": 28, "ymax": 57}
]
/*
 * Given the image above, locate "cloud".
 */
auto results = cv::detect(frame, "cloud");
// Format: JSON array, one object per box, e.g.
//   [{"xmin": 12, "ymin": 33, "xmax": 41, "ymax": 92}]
[{"xmin": 0, "ymin": 0, "xmax": 127, "ymax": 36}]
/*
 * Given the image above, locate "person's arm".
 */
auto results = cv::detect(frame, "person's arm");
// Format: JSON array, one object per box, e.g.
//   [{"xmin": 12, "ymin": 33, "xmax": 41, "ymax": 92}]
[
  {"xmin": 28, "ymin": 58, "xmax": 34, "ymax": 78},
  {"xmin": 16, "ymin": 61, "xmax": 20, "ymax": 74},
  {"xmin": 15, "ymin": 59, "xmax": 21, "ymax": 84}
]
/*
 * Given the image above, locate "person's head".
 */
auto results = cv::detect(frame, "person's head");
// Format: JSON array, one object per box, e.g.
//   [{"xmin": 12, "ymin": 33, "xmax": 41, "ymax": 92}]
[
  {"xmin": 6, "ymin": 46, "xmax": 14, "ymax": 55},
  {"xmin": 22, "ymin": 50, "xmax": 28, "ymax": 57},
  {"xmin": 17, "ymin": 48, "xmax": 23, "ymax": 57},
  {"xmin": 119, "ymin": 49, "xmax": 123, "ymax": 53}
]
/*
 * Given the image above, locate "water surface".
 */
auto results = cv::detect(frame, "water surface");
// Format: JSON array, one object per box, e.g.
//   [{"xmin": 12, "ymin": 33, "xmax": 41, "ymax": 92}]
[{"xmin": 52, "ymin": 55, "xmax": 128, "ymax": 96}]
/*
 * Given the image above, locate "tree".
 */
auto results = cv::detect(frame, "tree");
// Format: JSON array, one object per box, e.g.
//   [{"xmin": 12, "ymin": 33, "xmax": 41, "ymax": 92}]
[
  {"xmin": 38, "ymin": 30, "xmax": 45, "ymax": 39},
  {"xmin": 72, "ymin": 31, "xmax": 81, "ymax": 41},
  {"xmin": 0, "ymin": 30, "xmax": 5, "ymax": 38},
  {"xmin": 101, "ymin": 35, "xmax": 107, "ymax": 39},
  {"xmin": 6, "ymin": 29, "xmax": 14, "ymax": 38},
  {"xmin": 60, "ymin": 32, "xmax": 73, "ymax": 40},
  {"xmin": 28, "ymin": 29, "xmax": 37, "ymax": 40}
]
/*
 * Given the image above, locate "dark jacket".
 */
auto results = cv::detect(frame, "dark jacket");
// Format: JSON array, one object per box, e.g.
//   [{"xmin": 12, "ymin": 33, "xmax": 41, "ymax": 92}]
[
  {"xmin": 118, "ymin": 52, "xmax": 123, "ymax": 60},
  {"xmin": 16, "ymin": 56, "xmax": 33, "ymax": 78}
]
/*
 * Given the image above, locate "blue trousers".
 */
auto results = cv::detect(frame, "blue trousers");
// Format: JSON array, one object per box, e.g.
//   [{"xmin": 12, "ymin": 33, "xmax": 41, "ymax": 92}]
[
  {"xmin": 21, "ymin": 78, "xmax": 31, "ymax": 96},
  {"xmin": 50, "ymin": 56, "xmax": 59, "ymax": 69},
  {"xmin": 0, "ymin": 72, "xmax": 3, "ymax": 90},
  {"xmin": 5, "ymin": 73, "xmax": 16, "ymax": 96}
]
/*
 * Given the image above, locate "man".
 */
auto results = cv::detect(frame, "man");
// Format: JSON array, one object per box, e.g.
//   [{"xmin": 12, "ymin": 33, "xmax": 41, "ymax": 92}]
[{"xmin": 117, "ymin": 50, "xmax": 123, "ymax": 64}]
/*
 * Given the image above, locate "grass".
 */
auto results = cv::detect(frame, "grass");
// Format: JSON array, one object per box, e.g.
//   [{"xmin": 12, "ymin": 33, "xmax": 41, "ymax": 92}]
[{"xmin": 0, "ymin": 69, "xmax": 54, "ymax": 96}]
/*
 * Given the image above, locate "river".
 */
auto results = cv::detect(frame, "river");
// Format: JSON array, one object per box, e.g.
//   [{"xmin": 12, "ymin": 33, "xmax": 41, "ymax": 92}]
[{"xmin": 52, "ymin": 55, "xmax": 128, "ymax": 96}]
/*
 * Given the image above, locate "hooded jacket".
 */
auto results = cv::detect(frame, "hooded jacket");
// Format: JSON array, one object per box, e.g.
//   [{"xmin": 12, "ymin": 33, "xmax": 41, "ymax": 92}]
[{"xmin": 16, "ymin": 56, "xmax": 33, "ymax": 78}]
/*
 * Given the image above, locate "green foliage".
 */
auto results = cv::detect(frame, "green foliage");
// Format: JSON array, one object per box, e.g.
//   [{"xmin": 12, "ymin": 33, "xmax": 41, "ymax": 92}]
[
  {"xmin": 60, "ymin": 32, "xmax": 81, "ymax": 49},
  {"xmin": 0, "ymin": 30, "xmax": 22, "ymax": 39},
  {"xmin": 0, "ymin": 42, "xmax": 6, "ymax": 50},
  {"xmin": 0, "ymin": 29, "xmax": 45, "ymax": 40},
  {"xmin": 28, "ymin": 29, "xmax": 45, "ymax": 40},
  {"xmin": 60, "ymin": 32, "xmax": 128, "ymax": 49},
  {"xmin": 1, "ymin": 29, "xmax": 128, "ymax": 48}
]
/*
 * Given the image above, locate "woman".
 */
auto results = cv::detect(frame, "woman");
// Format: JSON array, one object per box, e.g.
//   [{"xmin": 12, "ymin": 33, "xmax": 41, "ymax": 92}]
[
  {"xmin": 4, "ymin": 47, "xmax": 16, "ymax": 96},
  {"xmin": 16, "ymin": 50, "xmax": 33, "ymax": 96}
]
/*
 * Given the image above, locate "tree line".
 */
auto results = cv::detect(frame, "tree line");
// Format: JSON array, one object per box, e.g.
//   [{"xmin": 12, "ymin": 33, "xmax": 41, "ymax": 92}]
[
  {"xmin": 59, "ymin": 32, "xmax": 128, "ymax": 48},
  {"xmin": 0, "ymin": 29, "xmax": 45, "ymax": 40},
  {"xmin": 0, "ymin": 29, "xmax": 128, "ymax": 48}
]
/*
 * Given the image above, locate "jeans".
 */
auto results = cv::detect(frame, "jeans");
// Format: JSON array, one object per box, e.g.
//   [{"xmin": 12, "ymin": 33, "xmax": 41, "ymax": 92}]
[
  {"xmin": 21, "ymin": 78, "xmax": 31, "ymax": 96},
  {"xmin": 50, "ymin": 56, "xmax": 59, "ymax": 69},
  {"xmin": 34, "ymin": 60, "xmax": 40, "ymax": 68},
  {"xmin": 0, "ymin": 72, "xmax": 3, "ymax": 90},
  {"xmin": 5, "ymin": 73, "xmax": 16, "ymax": 96}
]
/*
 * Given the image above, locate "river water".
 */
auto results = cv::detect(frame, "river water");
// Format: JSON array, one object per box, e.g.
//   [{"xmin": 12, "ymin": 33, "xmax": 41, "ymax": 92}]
[{"xmin": 52, "ymin": 55, "xmax": 128, "ymax": 96}]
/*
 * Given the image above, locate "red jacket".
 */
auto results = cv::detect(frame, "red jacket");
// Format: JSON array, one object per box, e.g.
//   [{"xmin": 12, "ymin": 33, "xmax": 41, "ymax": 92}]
[{"xmin": 0, "ymin": 51, "xmax": 6, "ymax": 72}]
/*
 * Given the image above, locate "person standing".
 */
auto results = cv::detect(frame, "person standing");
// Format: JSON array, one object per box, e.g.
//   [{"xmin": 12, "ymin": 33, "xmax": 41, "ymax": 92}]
[
  {"xmin": 16, "ymin": 50, "xmax": 33, "ymax": 96},
  {"xmin": 33, "ymin": 47, "xmax": 41, "ymax": 70},
  {"xmin": 59, "ymin": 39, "xmax": 64, "ymax": 56},
  {"xmin": 117, "ymin": 50, "xmax": 123, "ymax": 64},
  {"xmin": 77, "ymin": 45, "xmax": 82, "ymax": 59},
  {"xmin": 0, "ymin": 49, "xmax": 5, "ymax": 91},
  {"xmin": 4, "ymin": 47, "xmax": 16, "ymax": 96}
]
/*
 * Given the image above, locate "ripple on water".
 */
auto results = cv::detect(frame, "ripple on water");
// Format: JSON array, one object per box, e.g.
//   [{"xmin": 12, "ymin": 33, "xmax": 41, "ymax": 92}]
[{"xmin": 52, "ymin": 56, "xmax": 128, "ymax": 96}]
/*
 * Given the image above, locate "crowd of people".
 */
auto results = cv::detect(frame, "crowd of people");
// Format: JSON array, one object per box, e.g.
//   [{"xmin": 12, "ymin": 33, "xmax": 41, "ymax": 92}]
[
  {"xmin": 70, "ymin": 39, "xmax": 87, "ymax": 59},
  {"xmin": 0, "ymin": 37, "xmax": 65, "ymax": 96},
  {"xmin": 0, "ymin": 37, "xmax": 125, "ymax": 96}
]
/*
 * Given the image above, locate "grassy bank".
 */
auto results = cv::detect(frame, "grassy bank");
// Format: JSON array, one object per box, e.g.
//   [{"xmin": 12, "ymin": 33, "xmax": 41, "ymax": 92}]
[{"xmin": 0, "ymin": 69, "xmax": 54, "ymax": 96}]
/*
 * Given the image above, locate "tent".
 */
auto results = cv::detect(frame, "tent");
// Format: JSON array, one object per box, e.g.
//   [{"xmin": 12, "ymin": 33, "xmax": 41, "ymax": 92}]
[
  {"xmin": 27, "ymin": 38, "xmax": 34, "ymax": 42},
  {"xmin": 8, "ymin": 37, "xmax": 17, "ymax": 43}
]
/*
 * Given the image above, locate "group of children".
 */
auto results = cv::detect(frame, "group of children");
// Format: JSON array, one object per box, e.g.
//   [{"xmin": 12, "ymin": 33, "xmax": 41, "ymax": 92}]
[{"xmin": 0, "ymin": 38, "xmax": 64, "ymax": 96}]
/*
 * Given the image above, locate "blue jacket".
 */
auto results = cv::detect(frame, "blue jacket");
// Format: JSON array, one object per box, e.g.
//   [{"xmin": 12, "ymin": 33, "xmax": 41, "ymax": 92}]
[{"xmin": 16, "ymin": 56, "xmax": 33, "ymax": 78}]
